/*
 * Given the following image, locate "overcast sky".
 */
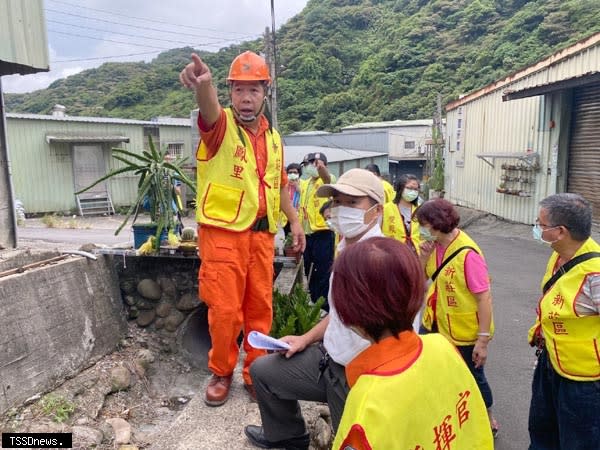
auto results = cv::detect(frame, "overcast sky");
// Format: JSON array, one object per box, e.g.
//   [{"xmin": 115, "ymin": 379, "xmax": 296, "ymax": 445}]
[{"xmin": 2, "ymin": 0, "xmax": 309, "ymax": 93}]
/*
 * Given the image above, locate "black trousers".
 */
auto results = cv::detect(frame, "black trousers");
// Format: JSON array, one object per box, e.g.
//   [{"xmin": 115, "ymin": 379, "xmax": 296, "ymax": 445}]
[{"xmin": 303, "ymin": 230, "xmax": 335, "ymax": 310}]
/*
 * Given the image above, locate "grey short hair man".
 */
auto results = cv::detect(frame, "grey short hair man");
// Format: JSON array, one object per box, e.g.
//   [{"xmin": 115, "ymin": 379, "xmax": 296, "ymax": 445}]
[{"xmin": 528, "ymin": 192, "xmax": 600, "ymax": 449}]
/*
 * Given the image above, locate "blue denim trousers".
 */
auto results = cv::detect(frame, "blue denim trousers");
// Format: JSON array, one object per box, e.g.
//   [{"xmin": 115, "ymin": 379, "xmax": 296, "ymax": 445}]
[{"xmin": 528, "ymin": 349, "xmax": 600, "ymax": 450}]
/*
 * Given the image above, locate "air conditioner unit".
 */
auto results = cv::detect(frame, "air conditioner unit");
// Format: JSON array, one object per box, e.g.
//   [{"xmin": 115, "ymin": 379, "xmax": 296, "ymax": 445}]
[{"xmin": 418, "ymin": 147, "xmax": 426, "ymax": 155}]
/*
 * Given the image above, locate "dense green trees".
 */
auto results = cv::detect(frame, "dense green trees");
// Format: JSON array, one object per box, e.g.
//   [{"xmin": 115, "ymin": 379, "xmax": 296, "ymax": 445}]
[{"xmin": 5, "ymin": 0, "xmax": 600, "ymax": 134}]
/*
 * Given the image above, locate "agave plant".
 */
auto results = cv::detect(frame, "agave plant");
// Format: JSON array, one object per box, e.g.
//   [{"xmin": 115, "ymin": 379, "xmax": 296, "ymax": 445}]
[{"xmin": 75, "ymin": 136, "xmax": 195, "ymax": 248}]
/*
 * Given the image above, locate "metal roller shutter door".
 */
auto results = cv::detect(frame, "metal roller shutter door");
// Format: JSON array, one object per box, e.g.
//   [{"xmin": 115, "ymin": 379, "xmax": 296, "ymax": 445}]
[{"xmin": 567, "ymin": 84, "xmax": 600, "ymax": 222}]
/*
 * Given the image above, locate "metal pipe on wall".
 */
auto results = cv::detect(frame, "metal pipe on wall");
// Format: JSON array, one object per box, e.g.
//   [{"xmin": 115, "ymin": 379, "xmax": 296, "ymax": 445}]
[{"xmin": 0, "ymin": 78, "xmax": 18, "ymax": 249}]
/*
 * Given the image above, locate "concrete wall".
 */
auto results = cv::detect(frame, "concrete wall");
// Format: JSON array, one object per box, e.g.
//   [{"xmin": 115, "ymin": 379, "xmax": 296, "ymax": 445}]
[{"xmin": 0, "ymin": 251, "xmax": 127, "ymax": 414}]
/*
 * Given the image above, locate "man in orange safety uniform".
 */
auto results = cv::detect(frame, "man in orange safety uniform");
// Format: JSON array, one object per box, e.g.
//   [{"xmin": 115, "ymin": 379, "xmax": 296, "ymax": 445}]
[{"xmin": 180, "ymin": 51, "xmax": 305, "ymax": 407}]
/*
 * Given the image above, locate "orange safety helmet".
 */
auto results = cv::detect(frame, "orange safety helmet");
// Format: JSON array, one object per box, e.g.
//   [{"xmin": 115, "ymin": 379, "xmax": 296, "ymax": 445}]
[{"xmin": 227, "ymin": 51, "xmax": 271, "ymax": 84}]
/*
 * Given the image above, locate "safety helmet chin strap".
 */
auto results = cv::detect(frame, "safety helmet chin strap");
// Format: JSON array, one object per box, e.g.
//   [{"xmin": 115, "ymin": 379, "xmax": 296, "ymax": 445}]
[
  {"xmin": 228, "ymin": 81, "xmax": 269, "ymax": 124},
  {"xmin": 230, "ymin": 99, "xmax": 266, "ymax": 124},
  {"xmin": 228, "ymin": 82, "xmax": 272, "ymax": 145}
]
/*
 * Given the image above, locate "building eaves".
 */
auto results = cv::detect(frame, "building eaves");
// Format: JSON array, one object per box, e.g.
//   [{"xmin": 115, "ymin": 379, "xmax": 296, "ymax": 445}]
[
  {"xmin": 45, "ymin": 133, "xmax": 130, "ymax": 144},
  {"xmin": 7, "ymin": 113, "xmax": 190, "ymax": 126},
  {"xmin": 342, "ymin": 119, "xmax": 433, "ymax": 130},
  {"xmin": 502, "ymin": 71, "xmax": 600, "ymax": 101},
  {"xmin": 446, "ymin": 31, "xmax": 600, "ymax": 111}
]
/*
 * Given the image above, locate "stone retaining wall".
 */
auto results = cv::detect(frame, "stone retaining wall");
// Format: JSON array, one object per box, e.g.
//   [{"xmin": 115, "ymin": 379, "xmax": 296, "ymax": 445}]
[{"xmin": 0, "ymin": 251, "xmax": 126, "ymax": 414}]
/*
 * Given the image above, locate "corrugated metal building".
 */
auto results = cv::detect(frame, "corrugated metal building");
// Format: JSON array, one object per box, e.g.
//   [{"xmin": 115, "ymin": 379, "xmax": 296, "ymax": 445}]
[
  {"xmin": 284, "ymin": 145, "xmax": 388, "ymax": 179},
  {"xmin": 284, "ymin": 119, "xmax": 437, "ymax": 181},
  {"xmin": 1, "ymin": 0, "xmax": 49, "ymax": 248},
  {"xmin": 6, "ymin": 108, "xmax": 192, "ymax": 214},
  {"xmin": 190, "ymin": 109, "xmax": 388, "ymax": 180},
  {"xmin": 445, "ymin": 32, "xmax": 600, "ymax": 225},
  {"xmin": 0, "ymin": 0, "xmax": 49, "ymax": 75}
]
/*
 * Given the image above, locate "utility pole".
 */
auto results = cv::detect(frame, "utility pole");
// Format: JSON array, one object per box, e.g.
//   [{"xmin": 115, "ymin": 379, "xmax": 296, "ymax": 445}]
[
  {"xmin": 269, "ymin": 0, "xmax": 278, "ymax": 129},
  {"xmin": 428, "ymin": 93, "xmax": 445, "ymax": 197}
]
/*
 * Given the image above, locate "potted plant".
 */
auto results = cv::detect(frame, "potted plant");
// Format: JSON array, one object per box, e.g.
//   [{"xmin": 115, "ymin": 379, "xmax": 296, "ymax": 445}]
[
  {"xmin": 178, "ymin": 226, "xmax": 198, "ymax": 256},
  {"xmin": 282, "ymin": 233, "xmax": 301, "ymax": 262},
  {"xmin": 75, "ymin": 136, "xmax": 195, "ymax": 251}
]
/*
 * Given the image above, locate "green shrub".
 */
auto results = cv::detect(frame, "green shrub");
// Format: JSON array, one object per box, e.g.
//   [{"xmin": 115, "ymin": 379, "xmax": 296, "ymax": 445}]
[
  {"xmin": 271, "ymin": 285, "xmax": 325, "ymax": 338},
  {"xmin": 40, "ymin": 394, "xmax": 75, "ymax": 423}
]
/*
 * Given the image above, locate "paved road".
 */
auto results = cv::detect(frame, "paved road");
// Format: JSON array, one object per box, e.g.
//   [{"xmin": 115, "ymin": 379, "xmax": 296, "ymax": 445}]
[
  {"xmin": 468, "ymin": 227, "xmax": 552, "ymax": 450},
  {"xmin": 16, "ymin": 214, "xmax": 557, "ymax": 449},
  {"xmin": 17, "ymin": 225, "xmax": 132, "ymax": 247}
]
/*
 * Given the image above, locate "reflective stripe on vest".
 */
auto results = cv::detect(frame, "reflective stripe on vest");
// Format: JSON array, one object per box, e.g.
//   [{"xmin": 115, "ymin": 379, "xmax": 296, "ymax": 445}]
[{"xmin": 196, "ymin": 108, "xmax": 282, "ymax": 233}]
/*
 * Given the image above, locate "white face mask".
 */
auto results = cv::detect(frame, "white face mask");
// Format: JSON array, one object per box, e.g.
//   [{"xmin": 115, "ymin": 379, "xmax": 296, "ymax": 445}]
[
  {"xmin": 532, "ymin": 223, "xmax": 559, "ymax": 245},
  {"xmin": 304, "ymin": 165, "xmax": 318, "ymax": 178},
  {"xmin": 402, "ymin": 189, "xmax": 419, "ymax": 202},
  {"xmin": 288, "ymin": 173, "xmax": 299, "ymax": 181},
  {"xmin": 329, "ymin": 205, "xmax": 377, "ymax": 238},
  {"xmin": 419, "ymin": 226, "xmax": 437, "ymax": 242}
]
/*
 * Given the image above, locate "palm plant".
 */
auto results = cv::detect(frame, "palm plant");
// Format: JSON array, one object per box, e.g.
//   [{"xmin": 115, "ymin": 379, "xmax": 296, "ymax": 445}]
[{"xmin": 75, "ymin": 136, "xmax": 195, "ymax": 249}]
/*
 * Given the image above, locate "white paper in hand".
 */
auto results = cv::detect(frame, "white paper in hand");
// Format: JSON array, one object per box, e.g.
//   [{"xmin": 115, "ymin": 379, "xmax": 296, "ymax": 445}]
[{"xmin": 247, "ymin": 331, "xmax": 291, "ymax": 351}]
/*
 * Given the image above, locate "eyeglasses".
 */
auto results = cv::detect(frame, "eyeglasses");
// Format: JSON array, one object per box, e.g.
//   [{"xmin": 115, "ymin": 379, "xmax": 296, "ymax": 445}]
[
  {"xmin": 535, "ymin": 219, "xmax": 567, "ymax": 230},
  {"xmin": 287, "ymin": 171, "xmax": 299, "ymax": 175}
]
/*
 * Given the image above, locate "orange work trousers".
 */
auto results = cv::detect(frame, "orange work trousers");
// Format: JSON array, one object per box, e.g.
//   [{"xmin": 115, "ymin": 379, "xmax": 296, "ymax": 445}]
[{"xmin": 198, "ymin": 225, "xmax": 274, "ymax": 385}]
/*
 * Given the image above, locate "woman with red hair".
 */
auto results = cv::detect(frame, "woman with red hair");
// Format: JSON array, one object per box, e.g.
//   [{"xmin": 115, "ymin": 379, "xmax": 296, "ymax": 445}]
[
  {"xmin": 332, "ymin": 237, "xmax": 493, "ymax": 450},
  {"xmin": 416, "ymin": 198, "xmax": 499, "ymax": 436}
]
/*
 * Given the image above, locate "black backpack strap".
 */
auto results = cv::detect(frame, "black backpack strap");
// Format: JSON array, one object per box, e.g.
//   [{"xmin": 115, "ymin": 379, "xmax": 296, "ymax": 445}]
[
  {"xmin": 431, "ymin": 246, "xmax": 478, "ymax": 282},
  {"xmin": 542, "ymin": 252, "xmax": 600, "ymax": 294}
]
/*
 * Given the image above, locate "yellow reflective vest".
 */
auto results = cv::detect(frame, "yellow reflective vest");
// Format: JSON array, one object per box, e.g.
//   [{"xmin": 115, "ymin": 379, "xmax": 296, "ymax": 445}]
[
  {"xmin": 421, "ymin": 230, "xmax": 494, "ymax": 345},
  {"xmin": 334, "ymin": 334, "xmax": 493, "ymax": 450},
  {"xmin": 195, "ymin": 108, "xmax": 282, "ymax": 234},
  {"xmin": 299, "ymin": 175, "xmax": 335, "ymax": 233},
  {"xmin": 528, "ymin": 237, "xmax": 600, "ymax": 381},
  {"xmin": 382, "ymin": 179, "xmax": 395, "ymax": 204},
  {"xmin": 381, "ymin": 202, "xmax": 421, "ymax": 253}
]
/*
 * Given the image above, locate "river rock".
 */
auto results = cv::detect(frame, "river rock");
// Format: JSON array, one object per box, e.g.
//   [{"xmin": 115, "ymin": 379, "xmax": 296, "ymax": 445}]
[
  {"xmin": 137, "ymin": 279, "xmax": 161, "ymax": 300},
  {"xmin": 164, "ymin": 309, "xmax": 185, "ymax": 331},
  {"xmin": 155, "ymin": 301, "xmax": 172, "ymax": 317},
  {"xmin": 72, "ymin": 425, "xmax": 104, "ymax": 446},
  {"xmin": 136, "ymin": 310, "xmax": 156, "ymax": 327},
  {"xmin": 175, "ymin": 293, "xmax": 198, "ymax": 311},
  {"xmin": 110, "ymin": 365, "xmax": 131, "ymax": 392},
  {"xmin": 106, "ymin": 417, "xmax": 132, "ymax": 445}
]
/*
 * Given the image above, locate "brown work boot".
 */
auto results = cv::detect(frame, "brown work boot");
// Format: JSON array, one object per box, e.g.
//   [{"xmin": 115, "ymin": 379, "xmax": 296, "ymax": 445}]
[{"xmin": 205, "ymin": 374, "xmax": 233, "ymax": 407}]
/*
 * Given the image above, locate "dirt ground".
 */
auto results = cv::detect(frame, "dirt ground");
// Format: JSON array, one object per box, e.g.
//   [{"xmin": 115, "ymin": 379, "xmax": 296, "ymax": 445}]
[{"xmin": 0, "ymin": 321, "xmax": 207, "ymax": 449}]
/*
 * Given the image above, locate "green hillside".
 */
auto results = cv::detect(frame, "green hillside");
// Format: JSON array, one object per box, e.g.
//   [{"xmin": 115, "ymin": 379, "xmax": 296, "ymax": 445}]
[{"xmin": 5, "ymin": 0, "xmax": 600, "ymax": 134}]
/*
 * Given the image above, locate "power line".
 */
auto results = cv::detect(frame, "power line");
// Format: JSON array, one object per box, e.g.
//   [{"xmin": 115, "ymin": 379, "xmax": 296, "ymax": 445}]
[
  {"xmin": 46, "ymin": 19, "xmax": 227, "ymax": 47},
  {"xmin": 45, "ymin": 8, "xmax": 259, "ymax": 42},
  {"xmin": 53, "ymin": 51, "xmax": 160, "ymax": 64},
  {"xmin": 47, "ymin": 29, "xmax": 173, "ymax": 51},
  {"xmin": 45, "ymin": 2, "xmax": 255, "ymax": 39}
]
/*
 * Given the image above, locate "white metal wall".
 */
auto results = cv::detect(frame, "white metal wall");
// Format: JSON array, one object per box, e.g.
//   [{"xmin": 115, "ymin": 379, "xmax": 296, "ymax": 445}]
[{"xmin": 445, "ymin": 39, "xmax": 600, "ymax": 225}]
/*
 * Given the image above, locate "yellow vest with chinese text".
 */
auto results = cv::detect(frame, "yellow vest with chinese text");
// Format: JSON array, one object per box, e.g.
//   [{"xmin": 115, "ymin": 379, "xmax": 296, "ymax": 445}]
[
  {"xmin": 528, "ymin": 237, "xmax": 600, "ymax": 381},
  {"xmin": 300, "ymin": 176, "xmax": 335, "ymax": 233},
  {"xmin": 334, "ymin": 334, "xmax": 493, "ymax": 450},
  {"xmin": 382, "ymin": 202, "xmax": 421, "ymax": 254},
  {"xmin": 196, "ymin": 108, "xmax": 282, "ymax": 233},
  {"xmin": 382, "ymin": 179, "xmax": 395, "ymax": 204},
  {"xmin": 421, "ymin": 231, "xmax": 494, "ymax": 345}
]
